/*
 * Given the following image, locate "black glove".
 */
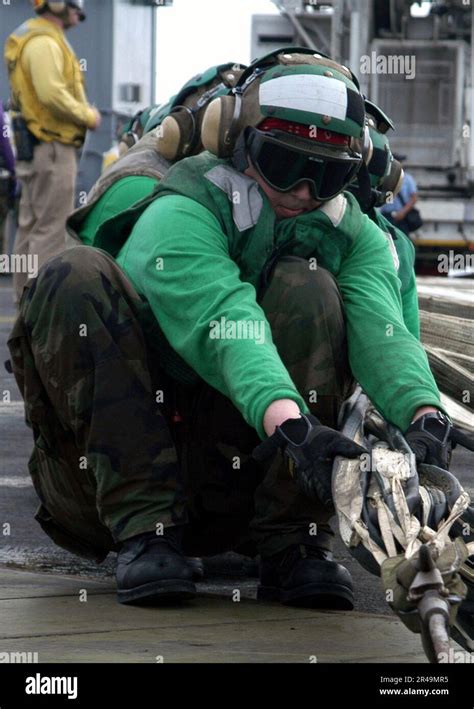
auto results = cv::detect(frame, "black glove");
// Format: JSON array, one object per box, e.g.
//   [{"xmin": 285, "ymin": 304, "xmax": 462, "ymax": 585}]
[
  {"xmin": 405, "ymin": 412, "xmax": 474, "ymax": 470},
  {"xmin": 253, "ymin": 413, "xmax": 367, "ymax": 507}
]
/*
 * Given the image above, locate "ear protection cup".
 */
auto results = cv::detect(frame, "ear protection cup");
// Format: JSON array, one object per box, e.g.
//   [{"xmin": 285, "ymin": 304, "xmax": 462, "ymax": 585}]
[
  {"xmin": 201, "ymin": 94, "xmax": 240, "ymax": 157},
  {"xmin": 393, "ymin": 165, "xmax": 404, "ymax": 197},
  {"xmin": 350, "ymin": 126, "xmax": 372, "ymax": 167},
  {"xmin": 351, "ymin": 124, "xmax": 373, "ymax": 166},
  {"xmin": 380, "ymin": 161, "xmax": 404, "ymax": 202},
  {"xmin": 48, "ymin": 1, "xmax": 67, "ymax": 11},
  {"xmin": 150, "ymin": 64, "xmax": 247, "ymax": 161},
  {"xmin": 155, "ymin": 109, "xmax": 196, "ymax": 161},
  {"xmin": 32, "ymin": 0, "xmax": 67, "ymax": 14}
]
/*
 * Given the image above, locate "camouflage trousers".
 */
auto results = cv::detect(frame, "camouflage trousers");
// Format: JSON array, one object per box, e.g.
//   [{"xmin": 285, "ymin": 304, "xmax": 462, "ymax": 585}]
[{"xmin": 7, "ymin": 247, "xmax": 354, "ymax": 561}]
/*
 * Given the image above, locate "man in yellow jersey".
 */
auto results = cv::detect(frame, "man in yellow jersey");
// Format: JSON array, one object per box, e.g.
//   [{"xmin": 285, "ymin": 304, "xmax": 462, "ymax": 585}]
[{"xmin": 4, "ymin": 0, "xmax": 100, "ymax": 305}]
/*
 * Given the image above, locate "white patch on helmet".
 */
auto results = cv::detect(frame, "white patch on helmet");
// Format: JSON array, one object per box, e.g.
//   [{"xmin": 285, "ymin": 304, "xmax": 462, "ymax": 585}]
[{"xmin": 259, "ymin": 74, "xmax": 348, "ymax": 121}]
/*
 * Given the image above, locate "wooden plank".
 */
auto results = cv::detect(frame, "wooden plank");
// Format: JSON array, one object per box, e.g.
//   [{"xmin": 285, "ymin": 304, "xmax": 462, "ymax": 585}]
[
  {"xmin": 424, "ymin": 346, "xmax": 474, "ymax": 412},
  {"xmin": 417, "ymin": 277, "xmax": 474, "ymax": 293},
  {"xmin": 417, "ymin": 285, "xmax": 474, "ymax": 301},
  {"xmin": 416, "ymin": 276, "xmax": 474, "ymax": 318},
  {"xmin": 420, "ymin": 311, "xmax": 474, "ymax": 357},
  {"xmin": 440, "ymin": 394, "xmax": 474, "ymax": 433},
  {"xmin": 418, "ymin": 293, "xmax": 474, "ymax": 320},
  {"xmin": 433, "ymin": 349, "xmax": 474, "ymax": 370}
]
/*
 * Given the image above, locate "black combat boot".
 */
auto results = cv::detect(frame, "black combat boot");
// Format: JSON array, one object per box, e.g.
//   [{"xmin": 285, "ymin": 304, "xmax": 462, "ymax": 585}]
[
  {"xmin": 258, "ymin": 544, "xmax": 354, "ymax": 610},
  {"xmin": 116, "ymin": 526, "xmax": 196, "ymax": 605}
]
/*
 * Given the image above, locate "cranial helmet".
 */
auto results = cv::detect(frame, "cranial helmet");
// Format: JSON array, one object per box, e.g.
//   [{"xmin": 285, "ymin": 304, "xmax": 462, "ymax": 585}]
[
  {"xmin": 145, "ymin": 62, "xmax": 246, "ymax": 161},
  {"xmin": 365, "ymin": 100, "xmax": 403, "ymax": 206},
  {"xmin": 348, "ymin": 98, "xmax": 404, "ymax": 211},
  {"xmin": 32, "ymin": 0, "xmax": 86, "ymax": 21},
  {"xmin": 201, "ymin": 47, "xmax": 372, "ymax": 202}
]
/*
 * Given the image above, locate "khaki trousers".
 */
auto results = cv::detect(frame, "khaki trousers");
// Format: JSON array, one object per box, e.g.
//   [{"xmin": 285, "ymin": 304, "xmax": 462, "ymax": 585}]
[{"xmin": 13, "ymin": 141, "xmax": 77, "ymax": 305}]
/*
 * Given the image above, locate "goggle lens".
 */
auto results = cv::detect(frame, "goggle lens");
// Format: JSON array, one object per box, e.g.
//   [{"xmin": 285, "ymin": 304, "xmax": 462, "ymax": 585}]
[{"xmin": 247, "ymin": 129, "xmax": 360, "ymax": 201}]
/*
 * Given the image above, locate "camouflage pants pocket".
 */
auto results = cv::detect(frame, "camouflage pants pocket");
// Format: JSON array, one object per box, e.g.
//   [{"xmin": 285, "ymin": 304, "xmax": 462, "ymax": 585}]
[{"xmin": 29, "ymin": 436, "xmax": 116, "ymax": 561}]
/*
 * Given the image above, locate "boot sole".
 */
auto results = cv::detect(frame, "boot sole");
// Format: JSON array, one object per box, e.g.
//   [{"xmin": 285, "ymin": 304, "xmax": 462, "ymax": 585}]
[
  {"xmin": 257, "ymin": 582, "xmax": 354, "ymax": 610},
  {"xmin": 118, "ymin": 579, "xmax": 197, "ymax": 606}
]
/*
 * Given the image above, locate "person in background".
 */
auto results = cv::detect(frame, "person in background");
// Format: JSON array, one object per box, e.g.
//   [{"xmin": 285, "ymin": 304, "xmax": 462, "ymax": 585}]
[
  {"xmin": 380, "ymin": 153, "xmax": 419, "ymax": 235},
  {"xmin": 3, "ymin": 0, "xmax": 100, "ymax": 305}
]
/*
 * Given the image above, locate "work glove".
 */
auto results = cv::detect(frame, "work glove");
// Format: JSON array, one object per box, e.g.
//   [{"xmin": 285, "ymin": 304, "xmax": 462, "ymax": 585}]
[
  {"xmin": 405, "ymin": 412, "xmax": 474, "ymax": 470},
  {"xmin": 253, "ymin": 413, "xmax": 367, "ymax": 507}
]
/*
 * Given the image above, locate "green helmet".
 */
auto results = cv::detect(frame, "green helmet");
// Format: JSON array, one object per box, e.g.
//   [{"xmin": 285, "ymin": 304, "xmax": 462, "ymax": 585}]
[
  {"xmin": 365, "ymin": 102, "xmax": 403, "ymax": 205},
  {"xmin": 143, "ymin": 101, "xmax": 174, "ymax": 135},
  {"xmin": 348, "ymin": 99, "xmax": 403, "ymax": 210},
  {"xmin": 32, "ymin": 0, "xmax": 86, "ymax": 21},
  {"xmin": 144, "ymin": 62, "xmax": 245, "ymax": 135},
  {"xmin": 367, "ymin": 125, "xmax": 392, "ymax": 189},
  {"xmin": 257, "ymin": 62, "xmax": 365, "ymax": 140},
  {"xmin": 142, "ymin": 63, "xmax": 246, "ymax": 161},
  {"xmin": 117, "ymin": 63, "xmax": 246, "ymax": 163},
  {"xmin": 210, "ymin": 48, "xmax": 369, "ymax": 202}
]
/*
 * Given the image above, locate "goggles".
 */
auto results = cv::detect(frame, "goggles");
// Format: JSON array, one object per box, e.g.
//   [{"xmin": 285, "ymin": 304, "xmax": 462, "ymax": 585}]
[{"xmin": 245, "ymin": 123, "xmax": 362, "ymax": 201}]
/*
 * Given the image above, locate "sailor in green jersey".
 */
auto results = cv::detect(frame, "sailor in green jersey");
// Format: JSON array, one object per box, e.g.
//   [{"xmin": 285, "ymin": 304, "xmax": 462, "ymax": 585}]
[
  {"xmin": 347, "ymin": 98, "xmax": 419, "ymax": 339},
  {"xmin": 8, "ymin": 48, "xmax": 473, "ymax": 610},
  {"xmin": 78, "ymin": 62, "xmax": 245, "ymax": 246}
]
